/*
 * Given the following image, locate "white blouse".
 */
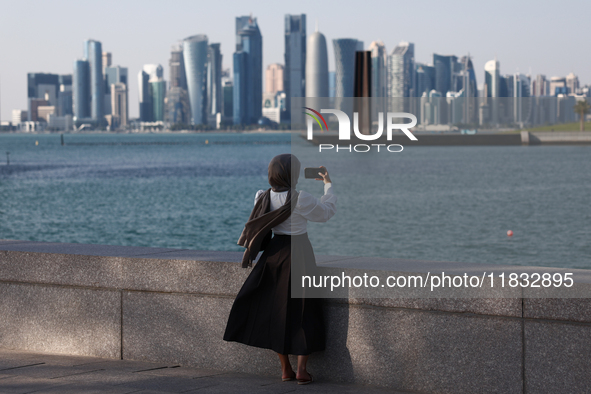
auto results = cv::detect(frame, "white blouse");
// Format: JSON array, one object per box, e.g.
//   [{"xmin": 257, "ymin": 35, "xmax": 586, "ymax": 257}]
[{"xmin": 254, "ymin": 183, "xmax": 337, "ymax": 235}]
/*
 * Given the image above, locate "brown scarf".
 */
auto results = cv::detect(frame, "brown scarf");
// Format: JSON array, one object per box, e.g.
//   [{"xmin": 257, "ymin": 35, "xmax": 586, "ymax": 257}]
[{"xmin": 237, "ymin": 154, "xmax": 301, "ymax": 268}]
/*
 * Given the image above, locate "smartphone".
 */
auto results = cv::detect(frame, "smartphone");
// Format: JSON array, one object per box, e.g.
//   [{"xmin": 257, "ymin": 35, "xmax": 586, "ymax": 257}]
[{"xmin": 304, "ymin": 167, "xmax": 326, "ymax": 179}]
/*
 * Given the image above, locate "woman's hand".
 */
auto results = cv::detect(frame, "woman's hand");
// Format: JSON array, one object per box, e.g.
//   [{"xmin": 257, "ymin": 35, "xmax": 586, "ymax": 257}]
[{"xmin": 316, "ymin": 166, "xmax": 331, "ymax": 184}]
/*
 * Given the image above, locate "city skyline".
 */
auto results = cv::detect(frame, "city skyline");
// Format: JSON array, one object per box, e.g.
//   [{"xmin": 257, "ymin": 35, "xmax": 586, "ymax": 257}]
[{"xmin": 1, "ymin": 0, "xmax": 590, "ymax": 121}]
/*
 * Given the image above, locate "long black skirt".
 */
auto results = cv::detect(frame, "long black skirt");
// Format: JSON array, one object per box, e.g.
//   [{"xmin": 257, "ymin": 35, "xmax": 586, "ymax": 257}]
[{"xmin": 223, "ymin": 233, "xmax": 325, "ymax": 355}]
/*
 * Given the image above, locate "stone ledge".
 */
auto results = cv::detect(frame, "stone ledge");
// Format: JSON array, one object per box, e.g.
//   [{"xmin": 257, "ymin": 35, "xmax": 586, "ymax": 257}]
[
  {"xmin": 1, "ymin": 240, "xmax": 591, "ymax": 393},
  {"xmin": 1, "ymin": 240, "xmax": 591, "ymax": 320},
  {"xmin": 0, "ymin": 282, "xmax": 120, "ymax": 359},
  {"xmin": 122, "ymin": 291, "xmax": 523, "ymax": 393},
  {"xmin": 525, "ymin": 320, "xmax": 591, "ymax": 393}
]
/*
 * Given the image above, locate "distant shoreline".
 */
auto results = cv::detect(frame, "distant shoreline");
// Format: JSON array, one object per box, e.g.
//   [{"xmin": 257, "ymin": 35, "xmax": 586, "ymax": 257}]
[
  {"xmin": 0, "ymin": 129, "xmax": 292, "ymax": 135},
  {"xmin": 2, "ymin": 130, "xmax": 591, "ymax": 146},
  {"xmin": 305, "ymin": 131, "xmax": 591, "ymax": 146}
]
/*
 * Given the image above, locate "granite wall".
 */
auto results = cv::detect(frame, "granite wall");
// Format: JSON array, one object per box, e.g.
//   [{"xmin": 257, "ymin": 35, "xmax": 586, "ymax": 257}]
[{"xmin": 1, "ymin": 239, "xmax": 590, "ymax": 393}]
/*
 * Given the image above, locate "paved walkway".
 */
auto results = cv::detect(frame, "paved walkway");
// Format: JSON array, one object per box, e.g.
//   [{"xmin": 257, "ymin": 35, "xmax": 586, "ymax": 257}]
[{"xmin": 0, "ymin": 349, "xmax": 404, "ymax": 393}]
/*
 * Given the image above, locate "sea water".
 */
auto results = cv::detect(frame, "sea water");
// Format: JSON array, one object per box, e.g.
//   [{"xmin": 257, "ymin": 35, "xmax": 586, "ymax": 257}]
[{"xmin": 0, "ymin": 132, "xmax": 589, "ymax": 269}]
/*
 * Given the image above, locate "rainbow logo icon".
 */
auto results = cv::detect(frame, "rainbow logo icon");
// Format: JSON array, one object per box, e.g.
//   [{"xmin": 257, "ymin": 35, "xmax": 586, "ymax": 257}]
[{"xmin": 303, "ymin": 107, "xmax": 328, "ymax": 132}]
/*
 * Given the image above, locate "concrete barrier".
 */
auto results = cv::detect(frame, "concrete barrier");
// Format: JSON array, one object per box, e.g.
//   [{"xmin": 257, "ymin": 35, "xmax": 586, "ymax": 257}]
[
  {"xmin": 310, "ymin": 132, "xmax": 523, "ymax": 146},
  {"xmin": 526, "ymin": 131, "xmax": 591, "ymax": 145},
  {"xmin": 305, "ymin": 131, "xmax": 591, "ymax": 146},
  {"xmin": 1, "ymin": 239, "xmax": 590, "ymax": 393}
]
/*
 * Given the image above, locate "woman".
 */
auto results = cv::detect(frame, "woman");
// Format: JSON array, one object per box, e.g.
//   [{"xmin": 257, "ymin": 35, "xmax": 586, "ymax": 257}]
[{"xmin": 223, "ymin": 153, "xmax": 337, "ymax": 385}]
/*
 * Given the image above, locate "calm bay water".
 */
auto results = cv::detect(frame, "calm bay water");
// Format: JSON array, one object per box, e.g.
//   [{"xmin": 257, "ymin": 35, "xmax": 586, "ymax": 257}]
[{"xmin": 0, "ymin": 132, "xmax": 589, "ymax": 269}]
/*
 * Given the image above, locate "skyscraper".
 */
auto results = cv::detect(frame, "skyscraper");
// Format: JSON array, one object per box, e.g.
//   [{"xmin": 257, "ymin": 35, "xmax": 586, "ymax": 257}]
[
  {"xmin": 102, "ymin": 52, "xmax": 112, "ymax": 70},
  {"xmin": 388, "ymin": 42, "xmax": 415, "ymax": 99},
  {"xmin": 233, "ymin": 51, "xmax": 247, "ymax": 125},
  {"xmin": 305, "ymin": 29, "xmax": 328, "ymax": 98},
  {"xmin": 27, "ymin": 73, "xmax": 59, "ymax": 121},
  {"xmin": 458, "ymin": 56, "xmax": 478, "ymax": 125},
  {"xmin": 138, "ymin": 70, "xmax": 151, "ymax": 121},
  {"xmin": 235, "ymin": 16, "xmax": 251, "ymax": 44},
  {"xmin": 433, "ymin": 53, "xmax": 458, "ymax": 96},
  {"xmin": 105, "ymin": 66, "xmax": 128, "ymax": 90},
  {"xmin": 415, "ymin": 63, "xmax": 435, "ymax": 97},
  {"xmin": 513, "ymin": 74, "xmax": 530, "ymax": 97},
  {"xmin": 166, "ymin": 44, "xmax": 191, "ymax": 125},
  {"xmin": 183, "ymin": 35, "xmax": 209, "ymax": 125},
  {"xmin": 207, "ymin": 43, "xmax": 223, "ymax": 123},
  {"xmin": 461, "ymin": 56, "xmax": 478, "ymax": 98},
  {"xmin": 73, "ymin": 61, "xmax": 90, "ymax": 119},
  {"xmin": 532, "ymin": 75, "xmax": 548, "ymax": 96},
  {"xmin": 57, "ymin": 75, "xmax": 73, "ymax": 117},
  {"xmin": 369, "ymin": 41, "xmax": 387, "ymax": 98},
  {"xmin": 566, "ymin": 72, "xmax": 579, "ymax": 94},
  {"xmin": 333, "ymin": 39, "xmax": 359, "ymax": 98},
  {"xmin": 84, "ymin": 39, "xmax": 104, "ymax": 121},
  {"xmin": 138, "ymin": 64, "xmax": 163, "ymax": 122},
  {"xmin": 501, "ymin": 74, "xmax": 513, "ymax": 98},
  {"xmin": 266, "ymin": 64, "xmax": 284, "ymax": 94},
  {"xmin": 484, "ymin": 59, "xmax": 500, "ymax": 98},
  {"xmin": 151, "ymin": 80, "xmax": 166, "ymax": 121},
  {"xmin": 223, "ymin": 79, "xmax": 233, "ymax": 122},
  {"xmin": 354, "ymin": 51, "xmax": 372, "ymax": 98},
  {"xmin": 549, "ymin": 76, "xmax": 567, "ymax": 96},
  {"xmin": 111, "ymin": 83, "xmax": 128, "ymax": 127},
  {"xmin": 169, "ymin": 44, "xmax": 188, "ymax": 90},
  {"xmin": 514, "ymin": 73, "xmax": 531, "ymax": 125},
  {"xmin": 104, "ymin": 65, "xmax": 128, "ymax": 116},
  {"xmin": 284, "ymin": 14, "xmax": 306, "ymax": 114},
  {"xmin": 422, "ymin": 89, "xmax": 443, "ymax": 125},
  {"xmin": 483, "ymin": 59, "xmax": 501, "ymax": 124},
  {"xmin": 328, "ymin": 71, "xmax": 336, "ymax": 98},
  {"xmin": 233, "ymin": 16, "xmax": 263, "ymax": 125},
  {"xmin": 165, "ymin": 87, "xmax": 191, "ymax": 124},
  {"xmin": 354, "ymin": 51, "xmax": 372, "ymax": 135}
]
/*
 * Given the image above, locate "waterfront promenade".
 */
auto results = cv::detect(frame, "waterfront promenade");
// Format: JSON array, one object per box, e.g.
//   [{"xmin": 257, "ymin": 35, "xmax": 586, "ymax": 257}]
[
  {"xmin": 0, "ymin": 348, "xmax": 403, "ymax": 393},
  {"xmin": 1, "ymin": 239, "xmax": 590, "ymax": 393}
]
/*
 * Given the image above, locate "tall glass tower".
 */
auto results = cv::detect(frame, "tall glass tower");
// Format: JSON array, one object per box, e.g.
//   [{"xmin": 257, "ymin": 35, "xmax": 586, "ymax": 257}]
[
  {"xmin": 233, "ymin": 16, "xmax": 262, "ymax": 125},
  {"xmin": 166, "ymin": 44, "xmax": 190, "ymax": 124},
  {"xmin": 150, "ymin": 80, "xmax": 167, "ymax": 121},
  {"xmin": 58, "ymin": 74, "xmax": 73, "ymax": 117},
  {"xmin": 388, "ymin": 42, "xmax": 415, "ymax": 98},
  {"xmin": 138, "ymin": 64, "xmax": 163, "ymax": 122},
  {"xmin": 284, "ymin": 14, "xmax": 306, "ymax": 114},
  {"xmin": 462, "ymin": 56, "xmax": 478, "ymax": 98},
  {"xmin": 369, "ymin": 41, "xmax": 387, "ymax": 98},
  {"xmin": 84, "ymin": 39, "xmax": 104, "ymax": 121},
  {"xmin": 183, "ymin": 35, "xmax": 209, "ymax": 125},
  {"xmin": 169, "ymin": 44, "xmax": 188, "ymax": 90},
  {"xmin": 484, "ymin": 58, "xmax": 500, "ymax": 124},
  {"xmin": 415, "ymin": 63, "xmax": 435, "ymax": 97},
  {"xmin": 484, "ymin": 59, "xmax": 500, "ymax": 98},
  {"xmin": 332, "ymin": 39, "xmax": 359, "ymax": 98},
  {"xmin": 73, "ymin": 60, "xmax": 90, "ymax": 119},
  {"xmin": 138, "ymin": 70, "xmax": 151, "ymax": 121},
  {"xmin": 328, "ymin": 71, "xmax": 336, "ymax": 98},
  {"xmin": 305, "ymin": 29, "xmax": 328, "ymax": 97},
  {"xmin": 433, "ymin": 53, "xmax": 458, "ymax": 96},
  {"xmin": 105, "ymin": 66, "xmax": 128, "ymax": 90},
  {"xmin": 207, "ymin": 43, "xmax": 223, "ymax": 122}
]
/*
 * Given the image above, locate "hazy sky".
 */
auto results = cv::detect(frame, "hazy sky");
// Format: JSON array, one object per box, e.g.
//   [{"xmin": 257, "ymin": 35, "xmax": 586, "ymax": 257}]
[{"xmin": 1, "ymin": 0, "xmax": 589, "ymax": 121}]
